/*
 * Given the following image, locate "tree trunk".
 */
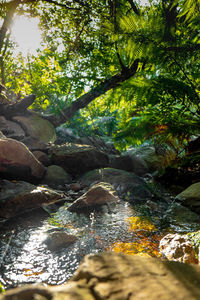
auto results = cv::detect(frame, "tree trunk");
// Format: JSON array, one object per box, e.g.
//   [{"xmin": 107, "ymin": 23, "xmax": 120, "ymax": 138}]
[
  {"xmin": 0, "ymin": 1, "xmax": 20, "ymax": 54},
  {"xmin": 44, "ymin": 59, "xmax": 139, "ymax": 127},
  {"xmin": 0, "ymin": 95, "xmax": 36, "ymax": 118}
]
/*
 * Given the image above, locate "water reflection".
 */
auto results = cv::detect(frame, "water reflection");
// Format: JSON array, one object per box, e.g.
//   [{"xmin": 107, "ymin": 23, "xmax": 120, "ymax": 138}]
[{"xmin": 0, "ymin": 196, "xmax": 199, "ymax": 289}]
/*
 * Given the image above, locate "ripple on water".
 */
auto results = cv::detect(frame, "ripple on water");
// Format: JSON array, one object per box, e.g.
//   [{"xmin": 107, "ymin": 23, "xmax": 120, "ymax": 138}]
[{"xmin": 0, "ymin": 197, "xmax": 200, "ymax": 289}]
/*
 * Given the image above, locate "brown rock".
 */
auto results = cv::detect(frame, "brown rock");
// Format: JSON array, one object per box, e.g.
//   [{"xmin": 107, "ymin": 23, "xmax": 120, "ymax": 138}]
[
  {"xmin": 80, "ymin": 168, "xmax": 152, "ymax": 201},
  {"xmin": 0, "ymin": 137, "xmax": 45, "ymax": 179},
  {"xmin": 32, "ymin": 150, "xmax": 51, "ymax": 166},
  {"xmin": 1, "ymin": 253, "xmax": 200, "ymax": 300},
  {"xmin": 159, "ymin": 233, "xmax": 198, "ymax": 264},
  {"xmin": 0, "ymin": 180, "xmax": 65, "ymax": 218},
  {"xmin": 70, "ymin": 183, "xmax": 82, "ymax": 191},
  {"xmin": 68, "ymin": 182, "xmax": 118, "ymax": 212}
]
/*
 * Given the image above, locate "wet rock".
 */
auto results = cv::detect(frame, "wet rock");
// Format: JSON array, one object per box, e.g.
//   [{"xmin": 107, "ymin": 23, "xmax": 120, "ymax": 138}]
[
  {"xmin": 68, "ymin": 182, "xmax": 118, "ymax": 212},
  {"xmin": 70, "ymin": 183, "xmax": 82, "ymax": 191},
  {"xmin": 159, "ymin": 233, "xmax": 198, "ymax": 264},
  {"xmin": 175, "ymin": 182, "xmax": 200, "ymax": 213},
  {"xmin": 109, "ymin": 154, "xmax": 148, "ymax": 176},
  {"xmin": 2, "ymin": 253, "xmax": 200, "ymax": 300},
  {"xmin": 42, "ymin": 165, "xmax": 72, "ymax": 188},
  {"xmin": 0, "ymin": 180, "xmax": 65, "ymax": 218},
  {"xmin": 49, "ymin": 143, "xmax": 109, "ymax": 176},
  {"xmin": 80, "ymin": 168, "xmax": 152, "ymax": 201},
  {"xmin": 164, "ymin": 202, "xmax": 200, "ymax": 232},
  {"xmin": 44, "ymin": 231, "xmax": 77, "ymax": 251},
  {"xmin": 13, "ymin": 114, "xmax": 56, "ymax": 143},
  {"xmin": 0, "ymin": 137, "xmax": 45, "ymax": 180},
  {"xmin": 0, "ymin": 116, "xmax": 25, "ymax": 140}
]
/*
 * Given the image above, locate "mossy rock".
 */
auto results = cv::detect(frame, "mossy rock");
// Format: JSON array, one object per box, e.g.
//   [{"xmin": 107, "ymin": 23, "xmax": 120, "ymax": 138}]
[{"xmin": 13, "ymin": 115, "xmax": 56, "ymax": 143}]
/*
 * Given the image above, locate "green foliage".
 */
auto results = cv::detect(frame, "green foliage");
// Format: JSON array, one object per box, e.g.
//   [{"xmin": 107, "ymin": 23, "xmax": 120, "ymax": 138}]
[
  {"xmin": 0, "ymin": 0, "xmax": 199, "ymax": 151},
  {"xmin": 0, "ymin": 283, "xmax": 5, "ymax": 294},
  {"xmin": 187, "ymin": 230, "xmax": 200, "ymax": 254}
]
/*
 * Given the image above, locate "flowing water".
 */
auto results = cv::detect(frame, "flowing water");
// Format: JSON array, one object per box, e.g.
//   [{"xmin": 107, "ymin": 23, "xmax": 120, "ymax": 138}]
[{"xmin": 0, "ymin": 185, "xmax": 200, "ymax": 290}]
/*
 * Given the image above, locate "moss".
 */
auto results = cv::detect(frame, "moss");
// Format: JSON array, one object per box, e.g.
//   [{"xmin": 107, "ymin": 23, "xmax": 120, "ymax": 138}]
[{"xmin": 187, "ymin": 230, "xmax": 200, "ymax": 254}]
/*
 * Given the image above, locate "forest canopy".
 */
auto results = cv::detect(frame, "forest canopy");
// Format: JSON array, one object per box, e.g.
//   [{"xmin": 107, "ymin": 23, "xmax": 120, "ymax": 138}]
[{"xmin": 0, "ymin": 0, "xmax": 199, "ymax": 150}]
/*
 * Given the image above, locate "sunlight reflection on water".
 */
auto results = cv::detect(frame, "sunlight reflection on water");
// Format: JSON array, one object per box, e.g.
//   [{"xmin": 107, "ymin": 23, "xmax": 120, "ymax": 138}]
[{"xmin": 0, "ymin": 197, "xmax": 199, "ymax": 289}]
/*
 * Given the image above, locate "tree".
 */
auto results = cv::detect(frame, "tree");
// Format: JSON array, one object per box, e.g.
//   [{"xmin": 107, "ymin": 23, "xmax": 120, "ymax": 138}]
[{"xmin": 0, "ymin": 0, "xmax": 199, "ymax": 149}]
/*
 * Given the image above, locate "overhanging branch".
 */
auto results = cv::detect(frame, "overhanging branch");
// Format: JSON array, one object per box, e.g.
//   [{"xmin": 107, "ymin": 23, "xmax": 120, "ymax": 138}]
[{"xmin": 44, "ymin": 59, "xmax": 139, "ymax": 127}]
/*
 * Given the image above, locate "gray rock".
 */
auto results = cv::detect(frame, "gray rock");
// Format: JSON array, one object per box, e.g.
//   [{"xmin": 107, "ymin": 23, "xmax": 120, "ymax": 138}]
[
  {"xmin": 133, "ymin": 146, "xmax": 164, "ymax": 172},
  {"xmin": 43, "ymin": 165, "xmax": 72, "ymax": 188},
  {"xmin": 13, "ymin": 114, "xmax": 56, "ymax": 143},
  {"xmin": 175, "ymin": 182, "xmax": 200, "ymax": 214},
  {"xmin": 109, "ymin": 154, "xmax": 148, "ymax": 176},
  {"xmin": 0, "ymin": 116, "xmax": 25, "ymax": 140},
  {"xmin": 49, "ymin": 143, "xmax": 109, "ymax": 176},
  {"xmin": 44, "ymin": 231, "xmax": 77, "ymax": 251}
]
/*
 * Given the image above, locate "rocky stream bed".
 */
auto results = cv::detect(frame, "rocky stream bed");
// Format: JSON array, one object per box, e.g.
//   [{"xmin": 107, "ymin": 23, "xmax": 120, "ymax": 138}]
[
  {"xmin": 0, "ymin": 180, "xmax": 200, "ymax": 290},
  {"xmin": 0, "ymin": 109, "xmax": 199, "ymax": 299}
]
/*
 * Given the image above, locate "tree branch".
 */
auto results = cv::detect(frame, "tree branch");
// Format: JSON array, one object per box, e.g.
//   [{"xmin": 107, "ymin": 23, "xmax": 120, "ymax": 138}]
[
  {"xmin": 127, "ymin": 0, "xmax": 140, "ymax": 16},
  {"xmin": 43, "ymin": 60, "xmax": 139, "ymax": 127},
  {"xmin": 0, "ymin": 95, "xmax": 36, "ymax": 118}
]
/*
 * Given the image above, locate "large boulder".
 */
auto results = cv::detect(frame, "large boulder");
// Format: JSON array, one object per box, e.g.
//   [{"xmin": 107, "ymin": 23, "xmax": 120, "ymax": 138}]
[
  {"xmin": 42, "ymin": 165, "xmax": 72, "ymax": 188},
  {"xmin": 132, "ymin": 146, "xmax": 164, "ymax": 172},
  {"xmin": 68, "ymin": 182, "xmax": 118, "ymax": 212},
  {"xmin": 13, "ymin": 114, "xmax": 56, "ymax": 143},
  {"xmin": 80, "ymin": 168, "xmax": 152, "ymax": 201},
  {"xmin": 0, "ymin": 137, "xmax": 45, "ymax": 180},
  {"xmin": 175, "ymin": 182, "xmax": 200, "ymax": 213},
  {"xmin": 77, "ymin": 136, "xmax": 120, "ymax": 155},
  {"xmin": 56, "ymin": 127, "xmax": 119, "ymax": 155},
  {"xmin": 21, "ymin": 136, "xmax": 49, "ymax": 151},
  {"xmin": 0, "ymin": 116, "xmax": 25, "ymax": 140},
  {"xmin": 1, "ymin": 253, "xmax": 200, "ymax": 300},
  {"xmin": 109, "ymin": 154, "xmax": 148, "ymax": 176},
  {"xmin": 159, "ymin": 233, "xmax": 198, "ymax": 264},
  {"xmin": 0, "ymin": 180, "xmax": 65, "ymax": 218},
  {"xmin": 49, "ymin": 143, "xmax": 109, "ymax": 176}
]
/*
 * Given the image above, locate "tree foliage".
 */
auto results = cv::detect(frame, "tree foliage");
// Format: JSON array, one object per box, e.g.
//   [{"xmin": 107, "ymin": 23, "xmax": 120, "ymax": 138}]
[{"xmin": 0, "ymin": 0, "xmax": 199, "ymax": 150}]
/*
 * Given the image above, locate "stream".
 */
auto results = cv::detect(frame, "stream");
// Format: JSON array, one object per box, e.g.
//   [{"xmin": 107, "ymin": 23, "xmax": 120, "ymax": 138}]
[{"xmin": 0, "ymin": 183, "xmax": 200, "ymax": 290}]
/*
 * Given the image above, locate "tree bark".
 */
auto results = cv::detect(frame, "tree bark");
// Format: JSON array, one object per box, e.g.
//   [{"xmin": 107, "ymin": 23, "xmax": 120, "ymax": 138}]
[
  {"xmin": 0, "ymin": 95, "xmax": 36, "ymax": 118},
  {"xmin": 44, "ymin": 59, "xmax": 139, "ymax": 127},
  {"xmin": 0, "ymin": 1, "xmax": 20, "ymax": 54}
]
